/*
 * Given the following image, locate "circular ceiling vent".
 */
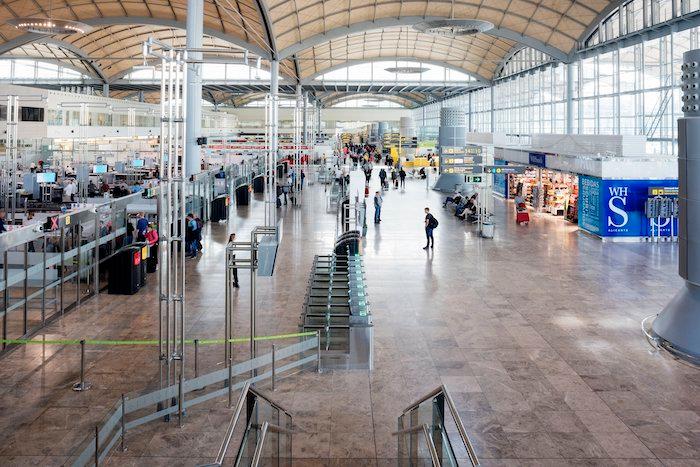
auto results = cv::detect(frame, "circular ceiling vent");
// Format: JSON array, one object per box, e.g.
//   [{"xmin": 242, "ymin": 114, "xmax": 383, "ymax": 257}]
[
  {"xmin": 385, "ymin": 66, "xmax": 429, "ymax": 74},
  {"xmin": 8, "ymin": 18, "xmax": 93, "ymax": 35},
  {"xmin": 413, "ymin": 19, "xmax": 494, "ymax": 37}
]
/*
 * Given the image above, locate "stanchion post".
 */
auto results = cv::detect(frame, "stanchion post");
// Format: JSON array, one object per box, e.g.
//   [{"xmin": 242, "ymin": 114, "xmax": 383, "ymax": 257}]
[
  {"xmin": 316, "ymin": 330, "xmax": 321, "ymax": 373},
  {"xmin": 73, "ymin": 339, "xmax": 91, "ymax": 391},
  {"xmin": 178, "ymin": 375, "xmax": 184, "ymax": 428},
  {"xmin": 120, "ymin": 394, "xmax": 127, "ymax": 452},
  {"xmin": 271, "ymin": 344, "xmax": 276, "ymax": 391}
]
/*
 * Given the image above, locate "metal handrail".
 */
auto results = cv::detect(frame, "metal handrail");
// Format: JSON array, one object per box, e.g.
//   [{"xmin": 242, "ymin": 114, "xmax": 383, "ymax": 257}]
[
  {"xmin": 250, "ymin": 422, "xmax": 293, "ymax": 467},
  {"xmin": 205, "ymin": 383, "xmax": 293, "ymax": 466},
  {"xmin": 401, "ymin": 385, "xmax": 480, "ymax": 466},
  {"xmin": 392, "ymin": 423, "xmax": 441, "ymax": 467},
  {"xmin": 211, "ymin": 381, "xmax": 249, "ymax": 466}
]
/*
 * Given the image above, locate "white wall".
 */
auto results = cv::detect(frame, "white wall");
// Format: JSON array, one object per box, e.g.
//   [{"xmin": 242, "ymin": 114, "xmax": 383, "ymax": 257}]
[{"xmin": 226, "ymin": 107, "xmax": 411, "ymax": 124}]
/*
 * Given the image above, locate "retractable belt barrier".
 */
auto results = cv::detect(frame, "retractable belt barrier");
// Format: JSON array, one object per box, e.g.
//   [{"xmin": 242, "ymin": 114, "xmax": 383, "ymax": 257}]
[{"xmin": 0, "ymin": 331, "xmax": 317, "ymax": 347}]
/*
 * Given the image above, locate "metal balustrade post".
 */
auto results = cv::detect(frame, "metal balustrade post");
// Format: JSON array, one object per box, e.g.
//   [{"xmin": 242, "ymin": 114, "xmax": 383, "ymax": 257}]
[
  {"xmin": 271, "ymin": 344, "xmax": 276, "ymax": 391},
  {"xmin": 178, "ymin": 374, "xmax": 184, "ymax": 427},
  {"xmin": 94, "ymin": 425, "xmax": 99, "ymax": 466},
  {"xmin": 316, "ymin": 330, "xmax": 321, "ymax": 373},
  {"xmin": 194, "ymin": 338, "xmax": 199, "ymax": 378},
  {"xmin": 227, "ymin": 358, "xmax": 233, "ymax": 408},
  {"xmin": 120, "ymin": 394, "xmax": 127, "ymax": 452}
]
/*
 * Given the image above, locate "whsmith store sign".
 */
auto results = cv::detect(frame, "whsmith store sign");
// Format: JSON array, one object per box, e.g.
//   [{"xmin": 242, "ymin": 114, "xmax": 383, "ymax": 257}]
[{"xmin": 579, "ymin": 175, "xmax": 678, "ymax": 239}]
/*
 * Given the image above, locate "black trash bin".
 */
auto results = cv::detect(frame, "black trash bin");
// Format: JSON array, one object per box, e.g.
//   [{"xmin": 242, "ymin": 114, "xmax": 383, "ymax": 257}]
[
  {"xmin": 211, "ymin": 195, "xmax": 229, "ymax": 222},
  {"xmin": 235, "ymin": 185, "xmax": 250, "ymax": 206},
  {"xmin": 108, "ymin": 245, "xmax": 145, "ymax": 295},
  {"xmin": 253, "ymin": 175, "xmax": 265, "ymax": 193},
  {"xmin": 146, "ymin": 243, "xmax": 158, "ymax": 273}
]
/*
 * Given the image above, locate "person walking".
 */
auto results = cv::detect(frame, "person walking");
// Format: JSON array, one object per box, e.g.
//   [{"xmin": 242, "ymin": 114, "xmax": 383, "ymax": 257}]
[
  {"xmin": 186, "ymin": 213, "xmax": 199, "ymax": 257},
  {"xmin": 423, "ymin": 207, "xmax": 438, "ymax": 250},
  {"xmin": 136, "ymin": 212, "xmax": 148, "ymax": 242},
  {"xmin": 373, "ymin": 191, "xmax": 383, "ymax": 224},
  {"xmin": 228, "ymin": 233, "xmax": 239, "ymax": 288},
  {"xmin": 379, "ymin": 168, "xmax": 387, "ymax": 190},
  {"xmin": 399, "ymin": 167, "xmax": 407, "ymax": 189}
]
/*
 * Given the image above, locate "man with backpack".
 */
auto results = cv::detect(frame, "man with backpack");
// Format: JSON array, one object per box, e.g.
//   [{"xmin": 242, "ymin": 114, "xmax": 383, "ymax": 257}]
[{"xmin": 423, "ymin": 207, "xmax": 438, "ymax": 250}]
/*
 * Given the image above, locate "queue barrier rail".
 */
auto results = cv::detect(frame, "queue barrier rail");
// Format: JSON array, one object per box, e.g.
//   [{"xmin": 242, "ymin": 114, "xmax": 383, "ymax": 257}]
[{"xmin": 67, "ymin": 333, "xmax": 319, "ymax": 467}]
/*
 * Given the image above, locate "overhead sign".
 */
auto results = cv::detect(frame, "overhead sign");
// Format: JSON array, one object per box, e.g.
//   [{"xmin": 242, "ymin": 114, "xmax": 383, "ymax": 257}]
[
  {"xmin": 484, "ymin": 166, "xmax": 526, "ymax": 174},
  {"xmin": 528, "ymin": 152, "xmax": 547, "ymax": 167},
  {"xmin": 443, "ymin": 166, "xmax": 480, "ymax": 174},
  {"xmin": 442, "ymin": 155, "xmax": 483, "ymax": 165}
]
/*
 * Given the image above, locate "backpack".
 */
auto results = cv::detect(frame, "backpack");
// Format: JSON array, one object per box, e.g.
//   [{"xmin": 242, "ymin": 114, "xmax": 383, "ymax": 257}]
[{"xmin": 428, "ymin": 215, "xmax": 438, "ymax": 229}]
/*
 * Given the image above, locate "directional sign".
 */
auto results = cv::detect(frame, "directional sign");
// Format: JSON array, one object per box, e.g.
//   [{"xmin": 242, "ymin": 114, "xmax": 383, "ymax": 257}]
[
  {"xmin": 483, "ymin": 165, "xmax": 527, "ymax": 174},
  {"xmin": 441, "ymin": 155, "xmax": 483, "ymax": 165},
  {"xmin": 443, "ymin": 166, "xmax": 481, "ymax": 174},
  {"xmin": 648, "ymin": 187, "xmax": 679, "ymax": 196}
]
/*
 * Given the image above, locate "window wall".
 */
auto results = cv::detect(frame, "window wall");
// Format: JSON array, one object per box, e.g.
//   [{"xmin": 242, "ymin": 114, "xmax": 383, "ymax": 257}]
[
  {"xmin": 0, "ymin": 59, "xmax": 90, "ymax": 83},
  {"xmin": 316, "ymin": 61, "xmax": 476, "ymax": 85},
  {"xmin": 584, "ymin": 0, "xmax": 699, "ymax": 48},
  {"xmin": 413, "ymin": 25, "xmax": 700, "ymax": 157}
]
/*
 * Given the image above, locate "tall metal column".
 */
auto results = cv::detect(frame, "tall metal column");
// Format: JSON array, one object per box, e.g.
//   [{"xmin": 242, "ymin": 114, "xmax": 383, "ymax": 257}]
[
  {"xmin": 316, "ymin": 100, "xmax": 322, "ymax": 141},
  {"xmin": 146, "ymin": 38, "xmax": 188, "ymax": 404},
  {"xmin": 185, "ymin": 0, "xmax": 203, "ymax": 177},
  {"xmin": 4, "ymin": 95, "xmax": 18, "ymax": 221},
  {"xmin": 102, "ymin": 83, "xmax": 110, "ymax": 98}
]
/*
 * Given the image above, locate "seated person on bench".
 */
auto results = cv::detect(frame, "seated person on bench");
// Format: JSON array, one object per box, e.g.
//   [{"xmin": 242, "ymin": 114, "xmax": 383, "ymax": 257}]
[
  {"xmin": 456, "ymin": 194, "xmax": 478, "ymax": 220},
  {"xmin": 443, "ymin": 190, "xmax": 463, "ymax": 208}
]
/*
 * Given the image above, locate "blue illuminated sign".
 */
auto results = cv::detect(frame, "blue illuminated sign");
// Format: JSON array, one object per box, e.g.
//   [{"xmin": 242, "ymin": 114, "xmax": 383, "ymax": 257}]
[
  {"xmin": 528, "ymin": 152, "xmax": 547, "ymax": 167},
  {"xmin": 579, "ymin": 176, "xmax": 678, "ymax": 237}
]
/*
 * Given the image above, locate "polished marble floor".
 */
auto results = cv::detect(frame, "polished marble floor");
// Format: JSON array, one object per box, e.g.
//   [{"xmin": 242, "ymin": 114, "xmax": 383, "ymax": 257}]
[{"xmin": 0, "ymin": 167, "xmax": 698, "ymax": 466}]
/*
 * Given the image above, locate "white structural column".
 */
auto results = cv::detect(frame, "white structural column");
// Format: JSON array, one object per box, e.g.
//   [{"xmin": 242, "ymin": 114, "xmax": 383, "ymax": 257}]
[
  {"xmin": 302, "ymin": 91, "xmax": 309, "ymax": 144},
  {"xmin": 489, "ymin": 86, "xmax": 495, "ymax": 133},
  {"xmin": 185, "ymin": 0, "xmax": 203, "ymax": 177},
  {"xmin": 269, "ymin": 60, "xmax": 280, "ymax": 225},
  {"xmin": 566, "ymin": 62, "xmax": 574, "ymax": 134}
]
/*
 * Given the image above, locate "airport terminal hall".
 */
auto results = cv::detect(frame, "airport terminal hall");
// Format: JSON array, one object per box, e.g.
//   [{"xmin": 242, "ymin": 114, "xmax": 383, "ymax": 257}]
[{"xmin": 3, "ymin": 0, "xmax": 700, "ymax": 466}]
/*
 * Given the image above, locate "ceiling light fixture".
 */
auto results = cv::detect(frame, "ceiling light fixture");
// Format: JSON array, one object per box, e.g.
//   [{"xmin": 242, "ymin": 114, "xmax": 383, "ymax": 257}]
[
  {"xmin": 385, "ymin": 66, "xmax": 428, "ymax": 74},
  {"xmin": 9, "ymin": 0, "xmax": 92, "ymax": 35},
  {"xmin": 9, "ymin": 17, "xmax": 93, "ymax": 35},
  {"xmin": 413, "ymin": 19, "xmax": 494, "ymax": 37}
]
